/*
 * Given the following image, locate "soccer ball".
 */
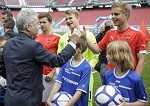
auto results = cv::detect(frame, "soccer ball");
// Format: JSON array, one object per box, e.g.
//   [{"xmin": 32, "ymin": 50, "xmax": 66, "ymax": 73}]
[
  {"xmin": 94, "ymin": 85, "xmax": 123, "ymax": 106},
  {"xmin": 51, "ymin": 91, "xmax": 72, "ymax": 106}
]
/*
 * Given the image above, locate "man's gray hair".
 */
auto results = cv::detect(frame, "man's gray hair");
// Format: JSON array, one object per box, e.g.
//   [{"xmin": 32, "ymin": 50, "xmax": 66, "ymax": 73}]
[{"xmin": 16, "ymin": 9, "xmax": 38, "ymax": 31}]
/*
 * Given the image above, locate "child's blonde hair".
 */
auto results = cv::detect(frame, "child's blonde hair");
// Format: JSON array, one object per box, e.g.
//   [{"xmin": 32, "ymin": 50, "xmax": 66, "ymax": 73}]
[{"xmin": 107, "ymin": 41, "xmax": 134, "ymax": 72}]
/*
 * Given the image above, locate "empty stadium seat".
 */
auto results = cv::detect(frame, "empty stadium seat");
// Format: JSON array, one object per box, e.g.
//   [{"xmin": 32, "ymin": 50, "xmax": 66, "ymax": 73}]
[
  {"xmin": 5, "ymin": 0, "xmax": 20, "ymax": 5},
  {"xmin": 71, "ymin": 0, "xmax": 87, "ymax": 6},
  {"xmin": 25, "ymin": 0, "xmax": 49, "ymax": 6},
  {"xmin": 55, "ymin": 0, "xmax": 71, "ymax": 6}
]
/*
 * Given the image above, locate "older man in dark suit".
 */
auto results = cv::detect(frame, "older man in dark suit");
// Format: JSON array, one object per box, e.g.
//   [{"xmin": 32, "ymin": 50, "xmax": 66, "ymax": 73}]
[{"xmin": 0, "ymin": 9, "xmax": 81, "ymax": 106}]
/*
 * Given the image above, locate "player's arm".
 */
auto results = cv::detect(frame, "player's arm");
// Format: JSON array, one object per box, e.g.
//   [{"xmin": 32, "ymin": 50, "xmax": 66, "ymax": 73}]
[
  {"xmin": 86, "ymin": 35, "xmax": 101, "ymax": 54},
  {"xmin": 45, "ymin": 68, "xmax": 56, "ymax": 82},
  {"xmin": 81, "ymin": 28, "xmax": 101, "ymax": 54},
  {"xmin": 66, "ymin": 91, "xmax": 82, "ymax": 106},
  {"xmin": 87, "ymin": 33, "xmax": 99, "ymax": 68},
  {"xmin": 135, "ymin": 53, "xmax": 146, "ymax": 76},
  {"xmin": 118, "ymin": 99, "xmax": 148, "ymax": 106},
  {"xmin": 47, "ymin": 82, "xmax": 61, "ymax": 106},
  {"xmin": 135, "ymin": 32, "xmax": 147, "ymax": 76}
]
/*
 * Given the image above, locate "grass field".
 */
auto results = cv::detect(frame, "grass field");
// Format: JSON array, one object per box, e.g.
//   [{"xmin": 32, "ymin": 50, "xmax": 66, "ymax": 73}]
[{"xmin": 92, "ymin": 44, "xmax": 150, "ymax": 106}]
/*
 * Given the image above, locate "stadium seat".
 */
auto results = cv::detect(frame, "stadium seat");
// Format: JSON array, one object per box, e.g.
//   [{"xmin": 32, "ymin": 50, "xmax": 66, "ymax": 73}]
[
  {"xmin": 55, "ymin": 0, "xmax": 71, "ymax": 6},
  {"xmin": 25, "ymin": 0, "xmax": 49, "ymax": 6},
  {"xmin": 71, "ymin": 0, "xmax": 87, "ymax": 6},
  {"xmin": 5, "ymin": 0, "xmax": 20, "ymax": 5}
]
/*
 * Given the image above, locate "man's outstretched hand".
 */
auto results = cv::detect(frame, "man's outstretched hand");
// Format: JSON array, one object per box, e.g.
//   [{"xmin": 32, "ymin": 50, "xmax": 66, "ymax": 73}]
[{"xmin": 69, "ymin": 28, "xmax": 81, "ymax": 44}]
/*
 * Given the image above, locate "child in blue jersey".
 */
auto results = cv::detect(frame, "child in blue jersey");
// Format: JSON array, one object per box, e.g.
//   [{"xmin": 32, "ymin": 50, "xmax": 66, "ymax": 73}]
[
  {"xmin": 47, "ymin": 37, "xmax": 92, "ymax": 106},
  {"xmin": 103, "ymin": 41, "xmax": 148, "ymax": 105}
]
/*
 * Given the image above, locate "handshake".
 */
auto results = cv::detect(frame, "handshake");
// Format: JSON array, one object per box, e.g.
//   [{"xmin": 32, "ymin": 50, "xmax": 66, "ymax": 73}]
[{"xmin": 68, "ymin": 26, "xmax": 86, "ymax": 44}]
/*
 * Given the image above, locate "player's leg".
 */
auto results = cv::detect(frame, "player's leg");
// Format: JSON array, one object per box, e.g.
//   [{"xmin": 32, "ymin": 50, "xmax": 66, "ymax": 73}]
[{"xmin": 100, "ymin": 63, "xmax": 108, "ymax": 84}]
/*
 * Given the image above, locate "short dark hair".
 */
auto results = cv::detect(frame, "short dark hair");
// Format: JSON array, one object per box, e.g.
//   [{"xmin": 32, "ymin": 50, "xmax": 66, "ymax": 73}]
[
  {"xmin": 76, "ymin": 37, "xmax": 87, "ymax": 53},
  {"xmin": 38, "ymin": 12, "xmax": 52, "ymax": 22},
  {"xmin": 3, "ymin": 18, "xmax": 15, "ymax": 30},
  {"xmin": 2, "ymin": 10, "xmax": 13, "ymax": 18}
]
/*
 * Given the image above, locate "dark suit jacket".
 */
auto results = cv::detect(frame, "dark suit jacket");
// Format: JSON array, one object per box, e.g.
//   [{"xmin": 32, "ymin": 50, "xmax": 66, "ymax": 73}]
[{"xmin": 0, "ymin": 32, "xmax": 75, "ymax": 106}]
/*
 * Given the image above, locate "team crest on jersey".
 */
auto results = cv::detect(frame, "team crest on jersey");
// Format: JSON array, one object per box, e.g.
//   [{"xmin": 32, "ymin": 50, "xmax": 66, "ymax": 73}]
[
  {"xmin": 111, "ymin": 36, "xmax": 114, "ymax": 40},
  {"xmin": 124, "ymin": 35, "xmax": 130, "ymax": 40},
  {"xmin": 47, "ymin": 40, "xmax": 51, "ymax": 44}
]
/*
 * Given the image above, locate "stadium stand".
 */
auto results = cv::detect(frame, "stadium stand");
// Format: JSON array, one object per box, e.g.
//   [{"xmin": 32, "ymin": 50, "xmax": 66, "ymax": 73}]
[
  {"xmin": 0, "ymin": 0, "xmax": 149, "ymax": 32},
  {"xmin": 25, "ymin": 0, "xmax": 49, "ymax": 6},
  {"xmin": 71, "ymin": 0, "xmax": 87, "ymax": 6},
  {"xmin": 5, "ymin": 0, "xmax": 20, "ymax": 6},
  {"xmin": 58, "ymin": 8, "xmax": 150, "ymax": 25},
  {"xmin": 97, "ymin": 0, "xmax": 113, "ymax": 4},
  {"xmin": 139, "ymin": 0, "xmax": 150, "ymax": 4},
  {"xmin": 96, "ymin": 0, "xmax": 140, "ymax": 6},
  {"xmin": 55, "ymin": 0, "xmax": 71, "ymax": 6},
  {"xmin": 118, "ymin": 0, "xmax": 139, "ymax": 3},
  {"xmin": 0, "ymin": 0, "xmax": 5, "ymax": 6},
  {"xmin": 0, "ymin": 8, "xmax": 149, "ymax": 26}
]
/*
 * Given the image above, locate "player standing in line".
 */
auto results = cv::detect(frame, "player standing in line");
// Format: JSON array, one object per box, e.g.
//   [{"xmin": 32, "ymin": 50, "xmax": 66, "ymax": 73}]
[
  {"xmin": 3, "ymin": 18, "xmax": 17, "ymax": 38},
  {"xmin": 95, "ymin": 20, "xmax": 114, "ymax": 84},
  {"xmin": 85, "ymin": 1, "xmax": 147, "ymax": 76},
  {"xmin": 57, "ymin": 9, "xmax": 98, "ymax": 106},
  {"xmin": 103, "ymin": 41, "xmax": 148, "ymax": 105},
  {"xmin": 47, "ymin": 37, "xmax": 92, "ymax": 106},
  {"xmin": 0, "ymin": 10, "xmax": 18, "ymax": 36},
  {"xmin": 36, "ymin": 12, "xmax": 61, "ymax": 106}
]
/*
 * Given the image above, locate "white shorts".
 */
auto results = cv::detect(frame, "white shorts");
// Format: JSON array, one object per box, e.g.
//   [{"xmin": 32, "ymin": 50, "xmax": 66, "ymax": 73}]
[{"xmin": 42, "ymin": 74, "xmax": 55, "ymax": 102}]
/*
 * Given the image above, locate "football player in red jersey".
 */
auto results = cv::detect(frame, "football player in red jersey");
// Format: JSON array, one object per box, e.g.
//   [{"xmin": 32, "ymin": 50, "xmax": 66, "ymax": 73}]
[{"xmin": 85, "ymin": 1, "xmax": 147, "ymax": 76}]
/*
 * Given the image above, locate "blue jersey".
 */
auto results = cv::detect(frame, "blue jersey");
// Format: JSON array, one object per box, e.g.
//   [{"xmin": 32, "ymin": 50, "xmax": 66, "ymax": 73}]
[
  {"xmin": 103, "ymin": 68, "xmax": 148, "ymax": 103},
  {"xmin": 56, "ymin": 57, "xmax": 92, "ymax": 106}
]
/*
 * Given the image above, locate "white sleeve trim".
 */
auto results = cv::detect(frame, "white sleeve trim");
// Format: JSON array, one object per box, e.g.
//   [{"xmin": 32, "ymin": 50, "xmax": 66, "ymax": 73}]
[
  {"xmin": 55, "ymin": 80, "xmax": 62, "ymax": 84},
  {"xmin": 139, "ymin": 50, "xmax": 147, "ymax": 54},
  {"xmin": 137, "ymin": 99, "xmax": 148, "ymax": 103},
  {"xmin": 68, "ymin": 42, "xmax": 76, "ymax": 49},
  {"xmin": 76, "ymin": 89, "xmax": 87, "ymax": 93}
]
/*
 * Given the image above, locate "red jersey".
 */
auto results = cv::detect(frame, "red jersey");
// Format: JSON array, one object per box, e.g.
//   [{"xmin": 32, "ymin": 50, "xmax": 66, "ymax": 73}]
[
  {"xmin": 98, "ymin": 26, "xmax": 147, "ymax": 69},
  {"xmin": 36, "ymin": 32, "xmax": 61, "ymax": 74}
]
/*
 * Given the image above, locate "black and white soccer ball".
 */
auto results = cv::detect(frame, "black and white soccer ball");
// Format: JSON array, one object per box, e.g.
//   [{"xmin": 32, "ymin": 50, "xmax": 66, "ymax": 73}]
[
  {"xmin": 94, "ymin": 85, "xmax": 123, "ymax": 106},
  {"xmin": 51, "ymin": 91, "xmax": 72, "ymax": 106}
]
